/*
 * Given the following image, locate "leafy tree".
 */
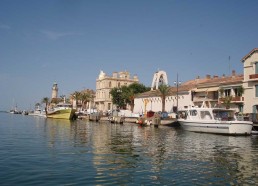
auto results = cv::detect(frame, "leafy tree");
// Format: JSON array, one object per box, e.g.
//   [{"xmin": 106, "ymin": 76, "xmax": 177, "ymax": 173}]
[
  {"xmin": 110, "ymin": 87, "xmax": 125, "ymax": 110},
  {"xmin": 158, "ymin": 84, "xmax": 170, "ymax": 112},
  {"xmin": 110, "ymin": 83, "xmax": 150, "ymax": 111},
  {"xmin": 128, "ymin": 83, "xmax": 150, "ymax": 94}
]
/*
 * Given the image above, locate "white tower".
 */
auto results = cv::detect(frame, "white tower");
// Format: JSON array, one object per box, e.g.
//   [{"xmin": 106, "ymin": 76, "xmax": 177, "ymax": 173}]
[
  {"xmin": 151, "ymin": 70, "xmax": 168, "ymax": 90},
  {"xmin": 51, "ymin": 82, "xmax": 58, "ymax": 99}
]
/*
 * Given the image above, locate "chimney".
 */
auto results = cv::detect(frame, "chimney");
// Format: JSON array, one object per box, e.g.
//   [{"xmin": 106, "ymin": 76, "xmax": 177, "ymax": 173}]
[
  {"xmin": 196, "ymin": 75, "xmax": 200, "ymax": 79},
  {"xmin": 232, "ymin": 70, "xmax": 236, "ymax": 77},
  {"xmin": 206, "ymin": 74, "xmax": 211, "ymax": 79},
  {"xmin": 113, "ymin": 72, "xmax": 118, "ymax": 78}
]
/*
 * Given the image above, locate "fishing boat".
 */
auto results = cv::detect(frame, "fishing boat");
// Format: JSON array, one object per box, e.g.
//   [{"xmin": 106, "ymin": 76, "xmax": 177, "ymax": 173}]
[
  {"xmin": 47, "ymin": 103, "xmax": 76, "ymax": 120},
  {"xmin": 177, "ymin": 106, "xmax": 253, "ymax": 135},
  {"xmin": 29, "ymin": 106, "xmax": 46, "ymax": 117}
]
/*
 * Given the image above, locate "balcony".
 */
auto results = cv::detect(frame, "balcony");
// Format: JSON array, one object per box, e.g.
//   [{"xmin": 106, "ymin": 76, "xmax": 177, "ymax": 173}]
[
  {"xmin": 232, "ymin": 96, "xmax": 244, "ymax": 102},
  {"xmin": 219, "ymin": 96, "xmax": 244, "ymax": 103},
  {"xmin": 193, "ymin": 95, "xmax": 218, "ymax": 102},
  {"xmin": 249, "ymin": 74, "xmax": 258, "ymax": 80}
]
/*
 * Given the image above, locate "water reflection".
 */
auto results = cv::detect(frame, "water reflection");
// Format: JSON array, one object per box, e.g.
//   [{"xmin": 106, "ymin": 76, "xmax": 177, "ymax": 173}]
[{"xmin": 41, "ymin": 119, "xmax": 258, "ymax": 185}]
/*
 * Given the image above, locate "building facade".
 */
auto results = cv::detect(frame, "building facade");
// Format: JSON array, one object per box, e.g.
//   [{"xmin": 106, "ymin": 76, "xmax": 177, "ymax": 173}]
[
  {"xmin": 95, "ymin": 70, "xmax": 139, "ymax": 112},
  {"xmin": 242, "ymin": 48, "xmax": 258, "ymax": 113},
  {"xmin": 134, "ymin": 72, "xmax": 245, "ymax": 115}
]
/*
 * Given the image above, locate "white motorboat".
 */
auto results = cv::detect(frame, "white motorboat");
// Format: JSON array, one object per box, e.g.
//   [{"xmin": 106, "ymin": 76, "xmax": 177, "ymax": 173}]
[
  {"xmin": 29, "ymin": 106, "xmax": 46, "ymax": 117},
  {"xmin": 177, "ymin": 106, "xmax": 253, "ymax": 135}
]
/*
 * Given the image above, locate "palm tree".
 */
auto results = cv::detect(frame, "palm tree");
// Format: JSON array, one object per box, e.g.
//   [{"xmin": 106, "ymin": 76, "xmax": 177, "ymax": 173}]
[
  {"xmin": 237, "ymin": 86, "xmax": 245, "ymax": 96},
  {"xmin": 60, "ymin": 95, "xmax": 66, "ymax": 103},
  {"xmin": 71, "ymin": 91, "xmax": 81, "ymax": 111},
  {"xmin": 126, "ymin": 83, "xmax": 150, "ymax": 112},
  {"xmin": 223, "ymin": 96, "xmax": 232, "ymax": 109},
  {"xmin": 80, "ymin": 92, "xmax": 91, "ymax": 110},
  {"xmin": 126, "ymin": 88, "xmax": 135, "ymax": 112},
  {"xmin": 218, "ymin": 87, "xmax": 224, "ymax": 97},
  {"xmin": 41, "ymin": 97, "xmax": 49, "ymax": 115},
  {"xmin": 158, "ymin": 84, "xmax": 170, "ymax": 112}
]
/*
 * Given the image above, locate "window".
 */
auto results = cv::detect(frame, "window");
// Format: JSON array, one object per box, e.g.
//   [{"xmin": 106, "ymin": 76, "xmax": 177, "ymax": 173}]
[
  {"xmin": 109, "ymin": 82, "xmax": 112, "ymax": 88},
  {"xmin": 255, "ymin": 85, "xmax": 258, "ymax": 97},
  {"xmin": 234, "ymin": 88, "xmax": 238, "ymax": 96},
  {"xmin": 238, "ymin": 105, "xmax": 243, "ymax": 113},
  {"xmin": 255, "ymin": 62, "xmax": 258, "ymax": 74},
  {"xmin": 225, "ymin": 89, "xmax": 231, "ymax": 96},
  {"xmin": 200, "ymin": 111, "xmax": 212, "ymax": 120},
  {"xmin": 213, "ymin": 91, "xmax": 218, "ymax": 99},
  {"xmin": 189, "ymin": 110, "xmax": 197, "ymax": 116}
]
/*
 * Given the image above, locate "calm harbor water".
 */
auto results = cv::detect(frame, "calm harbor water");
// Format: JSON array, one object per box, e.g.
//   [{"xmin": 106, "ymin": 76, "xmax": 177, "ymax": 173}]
[{"xmin": 1, "ymin": 113, "xmax": 258, "ymax": 185}]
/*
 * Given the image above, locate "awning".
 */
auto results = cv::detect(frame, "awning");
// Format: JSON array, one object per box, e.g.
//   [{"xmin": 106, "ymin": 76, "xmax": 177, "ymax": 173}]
[{"xmin": 193, "ymin": 87, "xmax": 219, "ymax": 92}]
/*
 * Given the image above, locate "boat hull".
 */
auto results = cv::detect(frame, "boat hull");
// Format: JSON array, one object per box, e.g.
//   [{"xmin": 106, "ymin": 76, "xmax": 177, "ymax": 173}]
[
  {"xmin": 47, "ymin": 109, "xmax": 76, "ymax": 120},
  {"xmin": 178, "ymin": 120, "xmax": 253, "ymax": 135}
]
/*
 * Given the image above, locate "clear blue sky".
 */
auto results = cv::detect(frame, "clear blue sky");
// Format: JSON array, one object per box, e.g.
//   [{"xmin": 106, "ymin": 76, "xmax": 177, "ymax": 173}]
[{"xmin": 1, "ymin": 0, "xmax": 258, "ymax": 111}]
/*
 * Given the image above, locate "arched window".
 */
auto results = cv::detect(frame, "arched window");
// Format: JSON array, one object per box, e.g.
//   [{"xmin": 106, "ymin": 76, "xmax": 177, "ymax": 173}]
[{"xmin": 109, "ymin": 81, "xmax": 112, "ymax": 88}]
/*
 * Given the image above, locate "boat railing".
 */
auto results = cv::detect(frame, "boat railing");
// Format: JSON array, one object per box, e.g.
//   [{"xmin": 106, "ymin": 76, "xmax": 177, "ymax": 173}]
[{"xmin": 236, "ymin": 115, "xmax": 245, "ymax": 121}]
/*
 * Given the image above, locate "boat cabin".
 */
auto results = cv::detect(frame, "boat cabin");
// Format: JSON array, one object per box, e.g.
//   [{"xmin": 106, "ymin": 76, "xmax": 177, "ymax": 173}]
[
  {"xmin": 55, "ymin": 103, "xmax": 73, "ymax": 110},
  {"xmin": 178, "ymin": 108, "xmax": 238, "ymax": 121}
]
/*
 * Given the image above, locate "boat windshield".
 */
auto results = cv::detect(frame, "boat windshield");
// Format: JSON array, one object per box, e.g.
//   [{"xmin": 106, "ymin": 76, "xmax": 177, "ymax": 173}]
[
  {"xmin": 212, "ymin": 110, "xmax": 235, "ymax": 121},
  {"xmin": 200, "ymin": 111, "xmax": 212, "ymax": 120},
  {"xmin": 56, "ymin": 104, "xmax": 72, "ymax": 108}
]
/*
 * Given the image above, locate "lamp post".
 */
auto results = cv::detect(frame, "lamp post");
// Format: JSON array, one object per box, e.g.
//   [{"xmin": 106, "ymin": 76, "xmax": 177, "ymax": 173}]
[{"xmin": 174, "ymin": 73, "xmax": 181, "ymax": 119}]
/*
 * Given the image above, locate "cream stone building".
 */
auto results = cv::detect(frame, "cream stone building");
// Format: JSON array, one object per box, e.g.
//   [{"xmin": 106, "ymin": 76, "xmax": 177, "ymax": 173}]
[
  {"xmin": 95, "ymin": 70, "xmax": 139, "ymax": 112},
  {"xmin": 242, "ymin": 48, "xmax": 258, "ymax": 113}
]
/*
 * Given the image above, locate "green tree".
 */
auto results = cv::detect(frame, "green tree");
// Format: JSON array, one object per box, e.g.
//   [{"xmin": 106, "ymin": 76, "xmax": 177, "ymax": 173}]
[
  {"xmin": 110, "ymin": 83, "xmax": 150, "ymax": 111},
  {"xmin": 123, "ymin": 83, "xmax": 150, "ymax": 111},
  {"xmin": 60, "ymin": 95, "xmax": 66, "ymax": 102},
  {"xmin": 71, "ymin": 91, "xmax": 81, "ymax": 110},
  {"xmin": 80, "ymin": 92, "xmax": 91, "ymax": 110},
  {"xmin": 219, "ymin": 87, "xmax": 224, "ymax": 97},
  {"xmin": 237, "ymin": 86, "xmax": 245, "ymax": 96},
  {"xmin": 110, "ymin": 87, "xmax": 125, "ymax": 110},
  {"xmin": 223, "ymin": 96, "xmax": 232, "ymax": 109},
  {"xmin": 41, "ymin": 97, "xmax": 49, "ymax": 115},
  {"xmin": 158, "ymin": 84, "xmax": 170, "ymax": 112}
]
